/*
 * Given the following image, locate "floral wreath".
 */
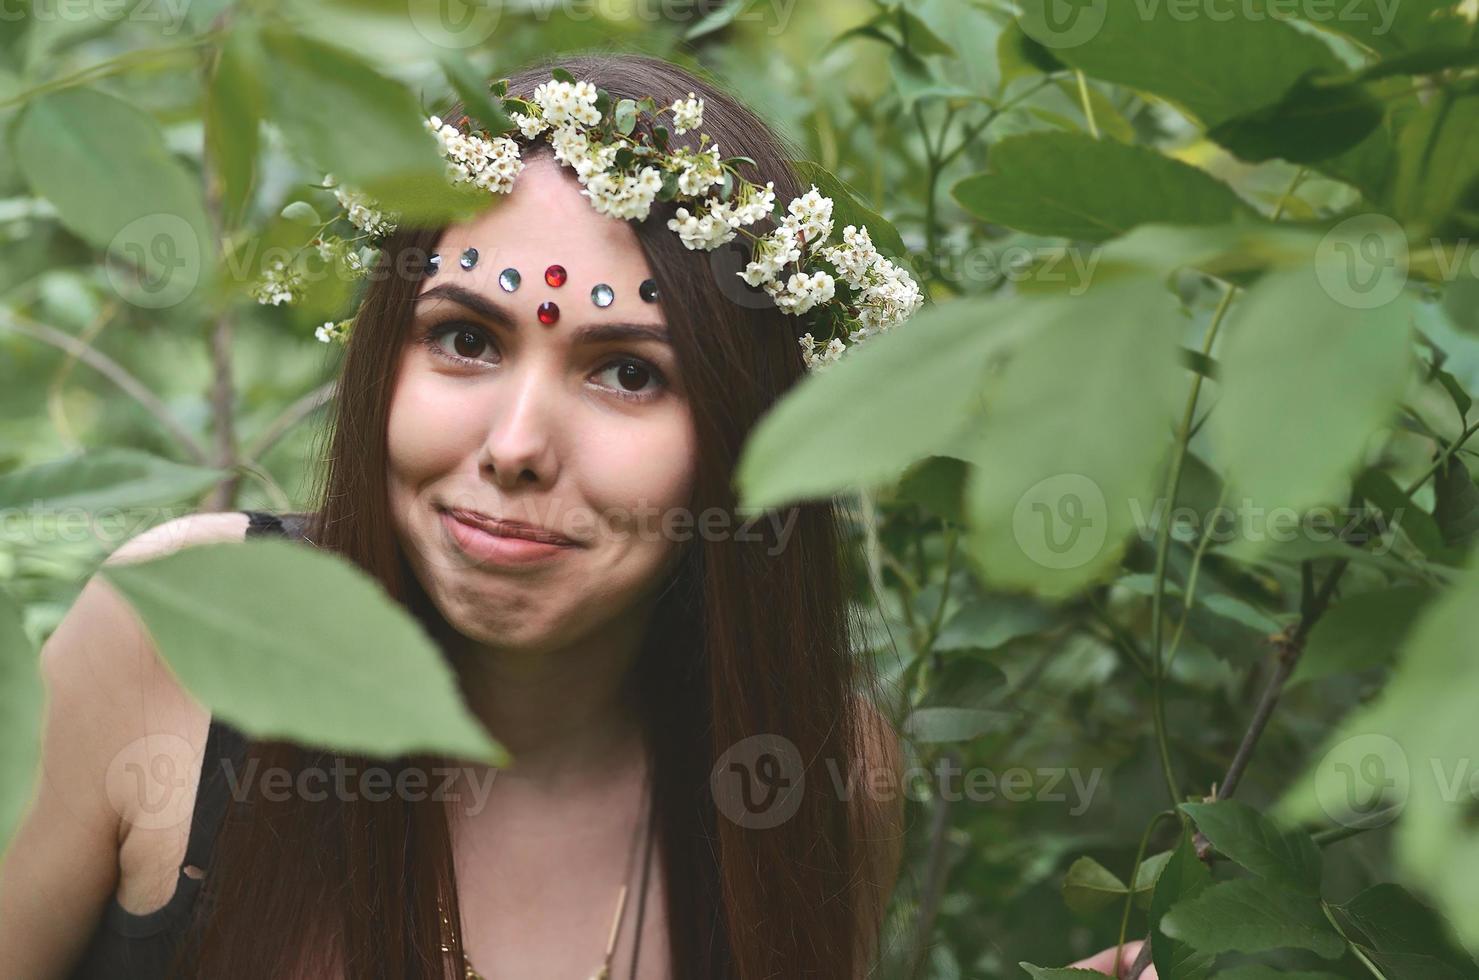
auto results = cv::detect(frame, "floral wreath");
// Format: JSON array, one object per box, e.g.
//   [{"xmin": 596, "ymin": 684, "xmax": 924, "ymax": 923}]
[{"xmin": 255, "ymin": 68, "xmax": 924, "ymax": 372}]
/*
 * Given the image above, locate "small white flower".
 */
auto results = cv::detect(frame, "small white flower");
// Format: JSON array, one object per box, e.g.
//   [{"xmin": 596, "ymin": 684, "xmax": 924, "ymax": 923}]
[
  {"xmin": 666, "ymin": 199, "xmax": 739, "ymax": 250},
  {"xmin": 801, "ymin": 335, "xmax": 849, "ymax": 372},
  {"xmin": 764, "ymin": 269, "xmax": 835, "ymax": 316},
  {"xmin": 532, "ymin": 79, "xmax": 601, "ymax": 128},
  {"xmin": 582, "ymin": 165, "xmax": 664, "ymax": 222},
  {"xmin": 673, "ymin": 144, "xmax": 724, "ymax": 196},
  {"xmin": 315, "ymin": 318, "xmax": 352, "ymax": 345},
  {"xmin": 332, "ymin": 184, "xmax": 396, "ymax": 238},
  {"xmin": 730, "ymin": 180, "xmax": 776, "ymax": 227},
  {"xmin": 737, "ymin": 224, "xmax": 802, "ymax": 288},
  {"xmin": 670, "ymin": 92, "xmax": 704, "ymax": 134},
  {"xmin": 252, "ymin": 258, "xmax": 301, "ymax": 306},
  {"xmin": 511, "ymin": 110, "xmax": 547, "ymax": 139},
  {"xmin": 784, "ymin": 184, "xmax": 833, "ymax": 245}
]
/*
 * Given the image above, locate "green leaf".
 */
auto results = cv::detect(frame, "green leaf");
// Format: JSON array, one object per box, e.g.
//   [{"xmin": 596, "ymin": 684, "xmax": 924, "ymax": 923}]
[
  {"xmin": 734, "ymin": 294, "xmax": 1038, "ymax": 512},
  {"xmin": 1211, "ymin": 261, "xmax": 1415, "ymax": 537},
  {"xmin": 894, "ymin": 8, "xmax": 955, "ymax": 57},
  {"xmin": 916, "ymin": 658, "xmax": 1007, "ymax": 712},
  {"xmin": 1330, "ymin": 883, "xmax": 1479, "ymax": 980},
  {"xmin": 1132, "ymin": 850, "xmax": 1172, "ymax": 910},
  {"xmin": 1018, "ymin": 965, "xmax": 1106, "ymax": 979},
  {"xmin": 954, "ymin": 275, "xmax": 1183, "ymax": 597},
  {"xmin": 1178, "ymin": 800, "xmax": 1322, "ymax": 895},
  {"xmin": 439, "ymin": 52, "xmax": 515, "ymax": 136},
  {"xmin": 997, "ymin": 18, "xmax": 1064, "ymax": 85},
  {"xmin": 206, "ymin": 25, "xmax": 264, "ymax": 233},
  {"xmin": 1214, "ymin": 968, "xmax": 1347, "ymax": 980},
  {"xmin": 791, "ymin": 159, "xmax": 909, "ymax": 259},
  {"xmin": 614, "ymin": 98, "xmax": 638, "ymax": 136},
  {"xmin": 933, "ymin": 594, "xmax": 1056, "ymax": 653},
  {"xmin": 1207, "ymin": 73, "xmax": 1384, "ymax": 165},
  {"xmin": 1037, "ymin": 0, "xmax": 1343, "ymax": 130},
  {"xmin": 1160, "ymin": 878, "xmax": 1345, "ymax": 959},
  {"xmin": 901, "ymin": 706, "xmax": 1013, "ymax": 744},
  {"xmin": 1062, "ymin": 856, "xmax": 1128, "ymax": 915},
  {"xmin": 14, "ymin": 87, "xmax": 213, "ymax": 307},
  {"xmin": 0, "ymin": 587, "xmax": 41, "ymax": 863},
  {"xmin": 1150, "ymin": 828, "xmax": 1214, "ymax": 980},
  {"xmin": 1276, "ymin": 554, "xmax": 1479, "ymax": 952},
  {"xmin": 259, "ymin": 27, "xmax": 443, "ymax": 187},
  {"xmin": 1287, "ymin": 0, "xmax": 1469, "ymax": 56},
  {"xmin": 898, "ymin": 455, "xmax": 969, "ymax": 524},
  {"xmin": 1291, "ymin": 585, "xmax": 1436, "ymax": 686},
  {"xmin": 685, "ymin": 0, "xmax": 756, "ymax": 41},
  {"xmin": 952, "ymin": 132, "xmax": 1257, "ymax": 243},
  {"xmin": 1354, "ymin": 468, "xmax": 1452, "ymax": 562},
  {"xmin": 100, "ymin": 540, "xmax": 507, "ymax": 764},
  {"xmin": 0, "ymin": 449, "xmax": 227, "ymax": 514},
  {"xmin": 1389, "ymin": 83, "xmax": 1479, "ymax": 238},
  {"xmin": 1433, "ymin": 456, "xmax": 1479, "ymax": 551},
  {"xmin": 280, "ymin": 200, "xmax": 323, "ymax": 225}
]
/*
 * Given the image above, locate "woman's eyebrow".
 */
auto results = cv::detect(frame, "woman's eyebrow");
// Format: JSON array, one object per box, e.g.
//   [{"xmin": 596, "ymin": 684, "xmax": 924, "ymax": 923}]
[{"xmin": 415, "ymin": 282, "xmax": 671, "ymax": 346}]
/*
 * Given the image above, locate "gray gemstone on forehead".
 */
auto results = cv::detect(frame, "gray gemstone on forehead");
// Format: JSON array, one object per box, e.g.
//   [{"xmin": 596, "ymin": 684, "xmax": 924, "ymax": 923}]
[
  {"xmin": 590, "ymin": 283, "xmax": 615, "ymax": 307},
  {"xmin": 498, "ymin": 267, "xmax": 521, "ymax": 292},
  {"xmin": 425, "ymin": 253, "xmax": 441, "ymax": 276},
  {"xmin": 639, "ymin": 278, "xmax": 658, "ymax": 302},
  {"xmin": 459, "ymin": 247, "xmax": 479, "ymax": 270}
]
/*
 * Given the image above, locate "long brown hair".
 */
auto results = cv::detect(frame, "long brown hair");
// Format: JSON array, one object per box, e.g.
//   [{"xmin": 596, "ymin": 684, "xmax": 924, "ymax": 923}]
[{"xmin": 181, "ymin": 53, "xmax": 896, "ymax": 980}]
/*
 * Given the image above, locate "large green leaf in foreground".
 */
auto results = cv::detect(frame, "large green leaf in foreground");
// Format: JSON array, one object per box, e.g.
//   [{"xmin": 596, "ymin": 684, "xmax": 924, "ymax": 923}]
[{"xmin": 102, "ymin": 539, "xmax": 505, "ymax": 765}]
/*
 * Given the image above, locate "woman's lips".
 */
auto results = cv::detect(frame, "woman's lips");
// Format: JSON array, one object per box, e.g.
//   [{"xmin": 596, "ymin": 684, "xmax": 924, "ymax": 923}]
[{"xmin": 439, "ymin": 509, "xmax": 578, "ymax": 567}]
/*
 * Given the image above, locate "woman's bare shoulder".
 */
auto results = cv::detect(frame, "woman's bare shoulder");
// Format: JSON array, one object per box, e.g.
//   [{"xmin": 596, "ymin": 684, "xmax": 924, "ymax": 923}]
[{"xmin": 103, "ymin": 510, "xmax": 253, "ymax": 566}]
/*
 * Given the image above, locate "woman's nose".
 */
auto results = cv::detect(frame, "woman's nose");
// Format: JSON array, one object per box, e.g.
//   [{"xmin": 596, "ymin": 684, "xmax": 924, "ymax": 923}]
[{"xmin": 478, "ymin": 362, "xmax": 560, "ymax": 489}]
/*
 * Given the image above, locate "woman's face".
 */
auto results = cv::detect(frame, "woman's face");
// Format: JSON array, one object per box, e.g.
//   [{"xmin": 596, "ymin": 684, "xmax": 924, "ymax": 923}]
[{"xmin": 386, "ymin": 153, "xmax": 697, "ymax": 654}]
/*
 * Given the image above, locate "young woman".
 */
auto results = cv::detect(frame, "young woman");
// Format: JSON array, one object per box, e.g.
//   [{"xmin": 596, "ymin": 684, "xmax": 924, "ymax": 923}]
[{"xmin": 0, "ymin": 54, "xmax": 1153, "ymax": 980}]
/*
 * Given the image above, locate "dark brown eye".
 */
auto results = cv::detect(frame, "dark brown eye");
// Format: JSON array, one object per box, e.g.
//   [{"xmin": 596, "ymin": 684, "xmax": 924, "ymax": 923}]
[
  {"xmin": 616, "ymin": 361, "xmax": 650, "ymax": 391},
  {"xmin": 452, "ymin": 329, "xmax": 485, "ymax": 359}
]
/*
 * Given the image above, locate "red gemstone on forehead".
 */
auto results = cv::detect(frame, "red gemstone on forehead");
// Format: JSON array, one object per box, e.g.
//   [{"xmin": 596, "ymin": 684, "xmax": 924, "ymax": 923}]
[
  {"xmin": 544, "ymin": 264, "xmax": 567, "ymax": 287},
  {"xmin": 537, "ymin": 301, "xmax": 560, "ymax": 324}
]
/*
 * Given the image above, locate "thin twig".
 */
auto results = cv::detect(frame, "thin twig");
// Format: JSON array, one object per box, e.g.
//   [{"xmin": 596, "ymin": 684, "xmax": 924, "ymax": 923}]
[
  {"xmin": 242, "ymin": 379, "xmax": 338, "ymax": 462},
  {"xmin": 0, "ymin": 310, "xmax": 210, "ymax": 464}
]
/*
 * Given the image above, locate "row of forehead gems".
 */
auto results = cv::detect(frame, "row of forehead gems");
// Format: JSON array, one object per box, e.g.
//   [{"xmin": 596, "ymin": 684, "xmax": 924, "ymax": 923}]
[{"xmin": 424, "ymin": 249, "xmax": 660, "ymax": 322}]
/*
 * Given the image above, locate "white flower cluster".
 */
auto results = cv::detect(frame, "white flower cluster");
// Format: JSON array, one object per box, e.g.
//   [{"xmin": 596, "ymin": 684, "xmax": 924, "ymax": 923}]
[
  {"xmin": 425, "ymin": 115, "xmax": 523, "ymax": 193},
  {"xmin": 666, "ymin": 179, "xmax": 776, "ymax": 251},
  {"xmin": 670, "ymin": 92, "xmax": 703, "ymax": 134},
  {"xmin": 280, "ymin": 72, "xmax": 925, "ymax": 366},
  {"xmin": 798, "ymin": 333, "xmax": 848, "ymax": 372},
  {"xmin": 581, "ymin": 166, "xmax": 665, "ymax": 221},
  {"xmin": 315, "ymin": 318, "xmax": 352, "ymax": 344},
  {"xmin": 531, "ymin": 78, "xmax": 601, "ymax": 128},
  {"xmin": 818, "ymin": 224, "xmax": 924, "ymax": 343},
  {"xmin": 324, "ymin": 173, "xmax": 396, "ymax": 238},
  {"xmin": 252, "ymin": 257, "xmax": 301, "ymax": 306},
  {"xmin": 671, "ymin": 144, "xmax": 724, "ymax": 196},
  {"xmin": 736, "ymin": 184, "xmax": 833, "ymax": 293}
]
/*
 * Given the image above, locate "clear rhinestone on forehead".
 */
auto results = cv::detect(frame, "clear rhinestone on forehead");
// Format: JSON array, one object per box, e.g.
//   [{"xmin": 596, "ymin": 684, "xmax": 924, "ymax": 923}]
[
  {"xmin": 498, "ymin": 267, "xmax": 520, "ymax": 292},
  {"xmin": 425, "ymin": 253, "xmax": 441, "ymax": 276},
  {"xmin": 460, "ymin": 247, "xmax": 479, "ymax": 270},
  {"xmin": 590, "ymin": 283, "xmax": 615, "ymax": 307}
]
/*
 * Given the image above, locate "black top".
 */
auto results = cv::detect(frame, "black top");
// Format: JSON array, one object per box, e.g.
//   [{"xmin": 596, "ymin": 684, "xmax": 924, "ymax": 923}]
[{"xmin": 66, "ymin": 510, "xmax": 300, "ymax": 979}]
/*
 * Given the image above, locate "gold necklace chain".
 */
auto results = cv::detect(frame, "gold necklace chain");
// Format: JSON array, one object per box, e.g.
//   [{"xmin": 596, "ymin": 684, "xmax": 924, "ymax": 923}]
[{"xmin": 440, "ymin": 759, "xmax": 654, "ymax": 980}]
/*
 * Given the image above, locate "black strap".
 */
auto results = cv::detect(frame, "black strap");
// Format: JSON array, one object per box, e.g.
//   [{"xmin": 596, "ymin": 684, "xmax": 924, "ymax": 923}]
[
  {"xmin": 243, "ymin": 510, "xmax": 286, "ymax": 538},
  {"xmin": 181, "ymin": 717, "xmax": 248, "ymax": 871}
]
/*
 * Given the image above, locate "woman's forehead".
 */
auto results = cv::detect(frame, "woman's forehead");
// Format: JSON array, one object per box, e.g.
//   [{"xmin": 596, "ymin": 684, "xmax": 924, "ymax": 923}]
[{"xmin": 432, "ymin": 156, "xmax": 652, "ymax": 282}]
